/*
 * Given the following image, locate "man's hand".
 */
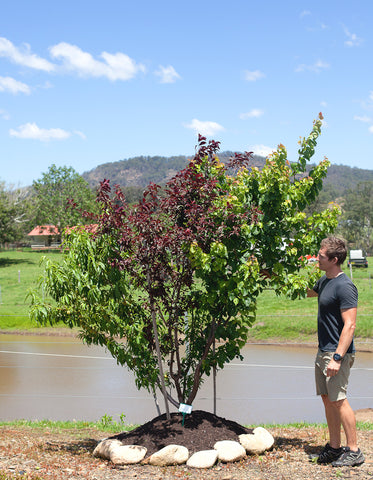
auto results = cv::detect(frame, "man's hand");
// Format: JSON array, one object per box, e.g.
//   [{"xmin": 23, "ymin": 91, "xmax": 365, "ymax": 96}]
[{"xmin": 326, "ymin": 359, "xmax": 341, "ymax": 377}]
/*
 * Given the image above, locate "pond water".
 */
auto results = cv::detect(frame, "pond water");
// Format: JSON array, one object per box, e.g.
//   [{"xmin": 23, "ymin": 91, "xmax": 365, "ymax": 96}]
[{"xmin": 0, "ymin": 334, "xmax": 372, "ymax": 425}]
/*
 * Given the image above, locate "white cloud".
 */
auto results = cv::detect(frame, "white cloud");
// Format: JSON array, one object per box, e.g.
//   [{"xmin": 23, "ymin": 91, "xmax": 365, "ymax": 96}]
[
  {"xmin": 9, "ymin": 122, "xmax": 72, "ymax": 141},
  {"xmin": 295, "ymin": 59, "xmax": 330, "ymax": 73},
  {"xmin": 155, "ymin": 65, "xmax": 181, "ymax": 83},
  {"xmin": 320, "ymin": 101, "xmax": 327, "ymax": 107},
  {"xmin": 354, "ymin": 115, "xmax": 371, "ymax": 123},
  {"xmin": 251, "ymin": 144, "xmax": 275, "ymax": 158},
  {"xmin": 49, "ymin": 42, "xmax": 146, "ymax": 81},
  {"xmin": 369, "ymin": 125, "xmax": 373, "ymax": 134},
  {"xmin": 343, "ymin": 27, "xmax": 363, "ymax": 47},
  {"xmin": 369, "ymin": 91, "xmax": 373, "ymax": 101},
  {"xmin": 0, "ymin": 37, "xmax": 55, "ymax": 72},
  {"xmin": 0, "ymin": 76, "xmax": 31, "ymax": 94},
  {"xmin": 240, "ymin": 109, "xmax": 264, "ymax": 120},
  {"xmin": 244, "ymin": 70, "xmax": 265, "ymax": 82},
  {"xmin": 184, "ymin": 119, "xmax": 225, "ymax": 136}
]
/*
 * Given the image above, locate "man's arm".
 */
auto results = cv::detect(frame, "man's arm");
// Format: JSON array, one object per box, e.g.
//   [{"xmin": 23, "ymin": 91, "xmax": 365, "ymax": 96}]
[
  {"xmin": 326, "ymin": 307, "xmax": 357, "ymax": 377},
  {"xmin": 337, "ymin": 307, "xmax": 357, "ymax": 356}
]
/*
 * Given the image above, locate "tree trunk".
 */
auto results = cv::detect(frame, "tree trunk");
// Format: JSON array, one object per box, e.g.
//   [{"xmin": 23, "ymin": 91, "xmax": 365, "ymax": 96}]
[{"xmin": 147, "ymin": 271, "xmax": 170, "ymax": 420}]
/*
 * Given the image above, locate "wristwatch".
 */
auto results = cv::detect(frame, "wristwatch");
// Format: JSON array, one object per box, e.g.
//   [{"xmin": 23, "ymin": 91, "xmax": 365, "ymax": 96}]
[{"xmin": 333, "ymin": 353, "xmax": 343, "ymax": 362}]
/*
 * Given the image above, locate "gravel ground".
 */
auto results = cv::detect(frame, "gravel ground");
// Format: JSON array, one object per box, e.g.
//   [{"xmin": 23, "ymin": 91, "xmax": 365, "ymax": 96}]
[{"xmin": 0, "ymin": 423, "xmax": 372, "ymax": 480}]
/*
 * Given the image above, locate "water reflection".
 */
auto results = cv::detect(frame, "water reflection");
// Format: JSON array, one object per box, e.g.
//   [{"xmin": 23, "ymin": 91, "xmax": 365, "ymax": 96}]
[{"xmin": 0, "ymin": 334, "xmax": 372, "ymax": 425}]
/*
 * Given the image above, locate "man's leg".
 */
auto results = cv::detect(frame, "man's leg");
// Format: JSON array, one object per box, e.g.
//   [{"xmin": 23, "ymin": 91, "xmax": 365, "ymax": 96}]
[
  {"xmin": 334, "ymin": 398, "xmax": 358, "ymax": 451},
  {"xmin": 321, "ymin": 394, "xmax": 341, "ymax": 449},
  {"xmin": 322, "ymin": 395, "xmax": 358, "ymax": 450},
  {"xmin": 329, "ymin": 398, "xmax": 365, "ymax": 467}
]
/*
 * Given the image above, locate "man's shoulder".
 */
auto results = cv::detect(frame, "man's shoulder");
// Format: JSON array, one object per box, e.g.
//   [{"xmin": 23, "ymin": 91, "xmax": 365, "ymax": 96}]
[
  {"xmin": 336, "ymin": 273, "xmax": 358, "ymax": 302},
  {"xmin": 317, "ymin": 273, "xmax": 357, "ymax": 293},
  {"xmin": 337, "ymin": 272, "xmax": 356, "ymax": 287}
]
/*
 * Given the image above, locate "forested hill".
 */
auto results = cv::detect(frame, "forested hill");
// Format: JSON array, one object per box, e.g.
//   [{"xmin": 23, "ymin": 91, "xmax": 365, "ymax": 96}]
[
  {"xmin": 82, "ymin": 152, "xmax": 373, "ymax": 193},
  {"xmin": 82, "ymin": 152, "xmax": 267, "ymax": 189},
  {"xmin": 318, "ymin": 164, "xmax": 373, "ymax": 191}
]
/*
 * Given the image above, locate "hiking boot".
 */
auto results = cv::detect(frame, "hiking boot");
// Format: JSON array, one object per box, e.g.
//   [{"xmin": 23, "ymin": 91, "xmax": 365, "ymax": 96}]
[
  {"xmin": 309, "ymin": 443, "xmax": 344, "ymax": 464},
  {"xmin": 331, "ymin": 447, "xmax": 365, "ymax": 467}
]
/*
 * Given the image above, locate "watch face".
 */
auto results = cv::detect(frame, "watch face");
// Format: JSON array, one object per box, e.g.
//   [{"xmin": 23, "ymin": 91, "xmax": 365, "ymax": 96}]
[{"xmin": 333, "ymin": 353, "xmax": 342, "ymax": 361}]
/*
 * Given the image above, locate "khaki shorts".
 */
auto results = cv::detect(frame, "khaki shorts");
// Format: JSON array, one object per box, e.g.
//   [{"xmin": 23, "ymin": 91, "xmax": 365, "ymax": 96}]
[{"xmin": 315, "ymin": 349, "xmax": 355, "ymax": 402}]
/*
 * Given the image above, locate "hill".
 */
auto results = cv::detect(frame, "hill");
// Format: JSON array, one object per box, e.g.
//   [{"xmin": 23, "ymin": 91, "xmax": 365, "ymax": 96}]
[
  {"xmin": 318, "ymin": 163, "xmax": 373, "ymax": 191},
  {"xmin": 82, "ymin": 152, "xmax": 373, "ymax": 198},
  {"xmin": 82, "ymin": 152, "xmax": 268, "ymax": 189}
]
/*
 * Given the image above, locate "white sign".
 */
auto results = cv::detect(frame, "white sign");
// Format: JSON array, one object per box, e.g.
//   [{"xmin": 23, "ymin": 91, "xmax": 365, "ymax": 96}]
[{"xmin": 179, "ymin": 403, "xmax": 192, "ymax": 414}]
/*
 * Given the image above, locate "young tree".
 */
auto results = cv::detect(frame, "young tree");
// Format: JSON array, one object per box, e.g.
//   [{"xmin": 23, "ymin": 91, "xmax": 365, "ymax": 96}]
[
  {"xmin": 32, "ymin": 164, "xmax": 97, "ymax": 236},
  {"xmin": 30, "ymin": 115, "xmax": 340, "ymax": 413}
]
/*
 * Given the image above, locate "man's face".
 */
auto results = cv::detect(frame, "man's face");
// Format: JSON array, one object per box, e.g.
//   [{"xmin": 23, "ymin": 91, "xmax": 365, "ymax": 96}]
[{"xmin": 317, "ymin": 247, "xmax": 336, "ymax": 271}]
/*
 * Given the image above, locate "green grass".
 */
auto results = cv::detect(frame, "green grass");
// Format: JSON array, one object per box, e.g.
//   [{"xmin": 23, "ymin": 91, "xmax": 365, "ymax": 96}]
[
  {"xmin": 1, "ymin": 418, "xmax": 371, "ymax": 432},
  {"xmin": 0, "ymin": 249, "xmax": 62, "ymax": 330},
  {"xmin": 247, "ymin": 420, "xmax": 373, "ymax": 430},
  {"xmin": 0, "ymin": 249, "xmax": 372, "ymax": 341},
  {"xmin": 0, "ymin": 414, "xmax": 138, "ymax": 434}
]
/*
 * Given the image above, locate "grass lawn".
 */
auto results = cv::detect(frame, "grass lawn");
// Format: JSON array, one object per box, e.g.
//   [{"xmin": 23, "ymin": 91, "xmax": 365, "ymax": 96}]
[
  {"xmin": 0, "ymin": 249, "xmax": 372, "ymax": 341},
  {"xmin": 0, "ymin": 249, "xmax": 62, "ymax": 329}
]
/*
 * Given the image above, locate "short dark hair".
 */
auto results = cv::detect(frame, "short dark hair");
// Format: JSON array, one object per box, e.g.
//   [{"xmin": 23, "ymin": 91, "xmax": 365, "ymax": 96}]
[{"xmin": 320, "ymin": 236, "xmax": 347, "ymax": 265}]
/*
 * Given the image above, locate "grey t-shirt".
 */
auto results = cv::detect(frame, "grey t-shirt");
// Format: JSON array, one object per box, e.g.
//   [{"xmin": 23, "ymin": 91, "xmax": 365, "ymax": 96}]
[{"xmin": 313, "ymin": 273, "xmax": 358, "ymax": 353}]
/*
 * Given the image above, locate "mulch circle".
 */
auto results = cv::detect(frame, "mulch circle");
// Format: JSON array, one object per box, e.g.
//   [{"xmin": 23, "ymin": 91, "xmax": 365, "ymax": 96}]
[{"xmin": 111, "ymin": 409, "xmax": 254, "ymax": 456}]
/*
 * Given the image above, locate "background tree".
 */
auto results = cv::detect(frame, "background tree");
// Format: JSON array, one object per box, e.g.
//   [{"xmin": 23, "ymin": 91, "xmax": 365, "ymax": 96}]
[
  {"xmin": 0, "ymin": 182, "xmax": 33, "ymax": 245},
  {"xmin": 31, "ymin": 115, "xmax": 339, "ymax": 414},
  {"xmin": 32, "ymin": 165, "xmax": 97, "ymax": 236},
  {"xmin": 337, "ymin": 181, "xmax": 373, "ymax": 253}
]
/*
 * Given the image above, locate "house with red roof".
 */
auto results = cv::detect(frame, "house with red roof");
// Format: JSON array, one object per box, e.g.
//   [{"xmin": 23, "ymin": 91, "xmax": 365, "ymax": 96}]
[
  {"xmin": 27, "ymin": 224, "xmax": 98, "ymax": 250},
  {"xmin": 27, "ymin": 225, "xmax": 61, "ymax": 250}
]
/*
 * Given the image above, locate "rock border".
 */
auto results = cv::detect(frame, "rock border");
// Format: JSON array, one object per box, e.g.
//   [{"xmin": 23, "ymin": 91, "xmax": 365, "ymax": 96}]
[{"xmin": 93, "ymin": 426, "xmax": 274, "ymax": 469}]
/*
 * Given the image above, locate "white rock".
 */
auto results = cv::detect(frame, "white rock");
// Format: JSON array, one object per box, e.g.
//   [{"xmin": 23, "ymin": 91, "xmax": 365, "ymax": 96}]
[
  {"xmin": 109, "ymin": 444, "xmax": 147, "ymax": 465},
  {"xmin": 187, "ymin": 450, "xmax": 218, "ymax": 469},
  {"xmin": 239, "ymin": 427, "xmax": 274, "ymax": 454},
  {"xmin": 213, "ymin": 440, "xmax": 246, "ymax": 463},
  {"xmin": 148, "ymin": 444, "xmax": 189, "ymax": 466},
  {"xmin": 93, "ymin": 439, "xmax": 122, "ymax": 459}
]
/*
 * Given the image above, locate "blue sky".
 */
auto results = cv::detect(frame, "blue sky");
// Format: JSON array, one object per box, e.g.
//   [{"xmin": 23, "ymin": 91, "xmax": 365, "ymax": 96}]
[{"xmin": 1, "ymin": 0, "xmax": 372, "ymax": 187}]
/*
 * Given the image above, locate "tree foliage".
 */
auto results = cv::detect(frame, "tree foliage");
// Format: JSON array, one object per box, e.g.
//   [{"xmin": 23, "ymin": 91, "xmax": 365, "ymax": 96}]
[
  {"xmin": 337, "ymin": 181, "xmax": 373, "ymax": 252},
  {"xmin": 30, "ymin": 115, "xmax": 340, "ymax": 411},
  {"xmin": 32, "ymin": 165, "xmax": 97, "ymax": 235},
  {"xmin": 0, "ymin": 182, "xmax": 32, "ymax": 244}
]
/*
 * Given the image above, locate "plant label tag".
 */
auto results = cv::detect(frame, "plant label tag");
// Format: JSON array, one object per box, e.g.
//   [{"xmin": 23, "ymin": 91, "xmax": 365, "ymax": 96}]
[{"xmin": 179, "ymin": 403, "xmax": 192, "ymax": 414}]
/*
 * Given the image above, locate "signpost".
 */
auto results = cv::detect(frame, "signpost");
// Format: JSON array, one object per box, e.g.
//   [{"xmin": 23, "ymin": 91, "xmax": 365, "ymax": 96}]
[{"xmin": 179, "ymin": 403, "xmax": 192, "ymax": 426}]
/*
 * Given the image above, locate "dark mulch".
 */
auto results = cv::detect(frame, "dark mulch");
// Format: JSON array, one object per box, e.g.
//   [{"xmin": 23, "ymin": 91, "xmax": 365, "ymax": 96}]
[{"xmin": 111, "ymin": 409, "xmax": 253, "ymax": 456}]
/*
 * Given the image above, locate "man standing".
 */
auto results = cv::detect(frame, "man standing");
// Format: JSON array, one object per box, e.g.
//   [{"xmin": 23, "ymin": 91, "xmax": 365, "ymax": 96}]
[{"xmin": 308, "ymin": 236, "xmax": 365, "ymax": 467}]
